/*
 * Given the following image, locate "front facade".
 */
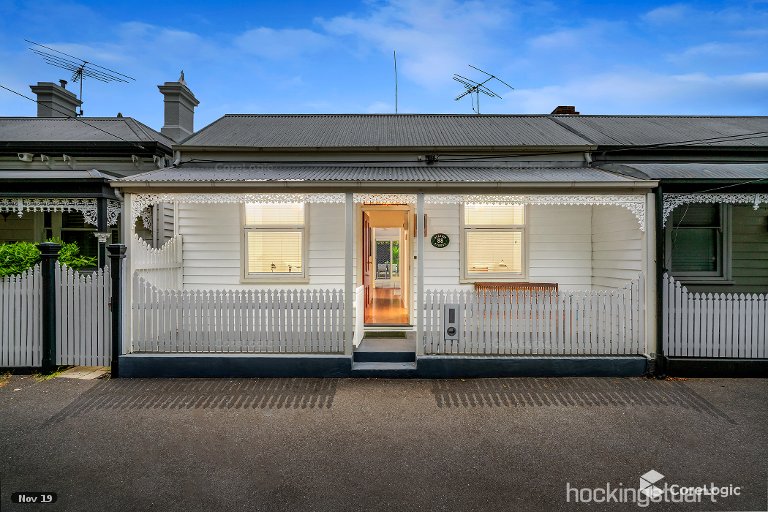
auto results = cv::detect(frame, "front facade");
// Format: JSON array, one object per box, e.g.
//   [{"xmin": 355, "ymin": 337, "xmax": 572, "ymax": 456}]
[{"xmin": 113, "ymin": 114, "xmax": 663, "ymax": 377}]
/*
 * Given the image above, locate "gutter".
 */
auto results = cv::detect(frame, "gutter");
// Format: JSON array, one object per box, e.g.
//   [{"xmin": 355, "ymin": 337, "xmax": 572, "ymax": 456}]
[
  {"xmin": 174, "ymin": 144, "xmax": 599, "ymax": 154},
  {"xmin": 111, "ymin": 180, "xmax": 658, "ymax": 193}
]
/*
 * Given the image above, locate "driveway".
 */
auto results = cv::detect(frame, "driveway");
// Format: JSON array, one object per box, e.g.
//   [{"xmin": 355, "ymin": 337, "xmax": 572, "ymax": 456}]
[{"xmin": 1, "ymin": 375, "xmax": 766, "ymax": 511}]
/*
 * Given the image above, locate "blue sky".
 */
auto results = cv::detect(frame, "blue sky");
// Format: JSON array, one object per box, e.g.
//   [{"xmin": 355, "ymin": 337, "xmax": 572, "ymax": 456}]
[{"xmin": 1, "ymin": 0, "xmax": 767, "ymax": 132}]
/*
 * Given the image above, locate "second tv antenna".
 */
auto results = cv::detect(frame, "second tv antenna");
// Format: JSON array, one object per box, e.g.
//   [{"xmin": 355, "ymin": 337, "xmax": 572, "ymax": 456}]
[
  {"xmin": 26, "ymin": 39, "xmax": 135, "ymax": 116},
  {"xmin": 453, "ymin": 64, "xmax": 513, "ymax": 114}
]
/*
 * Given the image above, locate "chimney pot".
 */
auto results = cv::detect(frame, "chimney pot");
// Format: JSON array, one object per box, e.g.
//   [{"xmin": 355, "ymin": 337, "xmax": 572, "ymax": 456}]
[
  {"xmin": 29, "ymin": 82, "xmax": 81, "ymax": 117},
  {"xmin": 158, "ymin": 74, "xmax": 199, "ymax": 142}
]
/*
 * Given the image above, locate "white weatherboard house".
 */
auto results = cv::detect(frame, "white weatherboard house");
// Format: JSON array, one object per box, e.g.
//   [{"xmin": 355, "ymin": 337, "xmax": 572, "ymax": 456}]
[{"xmin": 112, "ymin": 114, "xmax": 659, "ymax": 377}]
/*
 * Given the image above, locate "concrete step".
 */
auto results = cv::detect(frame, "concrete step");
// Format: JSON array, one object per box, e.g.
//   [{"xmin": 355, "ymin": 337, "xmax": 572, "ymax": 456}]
[
  {"xmin": 353, "ymin": 351, "xmax": 416, "ymax": 363},
  {"xmin": 350, "ymin": 361, "xmax": 418, "ymax": 378}
]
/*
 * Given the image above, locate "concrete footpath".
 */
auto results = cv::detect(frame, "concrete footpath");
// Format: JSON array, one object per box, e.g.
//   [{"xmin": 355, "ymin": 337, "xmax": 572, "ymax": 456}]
[{"xmin": 0, "ymin": 375, "xmax": 766, "ymax": 511}]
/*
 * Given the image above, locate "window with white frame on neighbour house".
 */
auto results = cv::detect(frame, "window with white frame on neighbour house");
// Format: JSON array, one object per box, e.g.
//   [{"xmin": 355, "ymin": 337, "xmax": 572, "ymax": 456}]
[
  {"xmin": 462, "ymin": 204, "xmax": 526, "ymax": 280},
  {"xmin": 668, "ymin": 203, "xmax": 731, "ymax": 280},
  {"xmin": 242, "ymin": 203, "xmax": 306, "ymax": 280}
]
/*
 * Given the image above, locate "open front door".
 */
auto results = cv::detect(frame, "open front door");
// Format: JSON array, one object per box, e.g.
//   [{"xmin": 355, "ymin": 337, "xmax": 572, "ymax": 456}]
[
  {"xmin": 362, "ymin": 211, "xmax": 372, "ymax": 307},
  {"xmin": 361, "ymin": 205, "xmax": 412, "ymax": 326}
]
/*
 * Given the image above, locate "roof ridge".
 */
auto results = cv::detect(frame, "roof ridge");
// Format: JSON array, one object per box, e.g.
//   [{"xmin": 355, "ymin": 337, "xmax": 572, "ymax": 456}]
[{"xmin": 218, "ymin": 113, "xmax": 768, "ymax": 119}]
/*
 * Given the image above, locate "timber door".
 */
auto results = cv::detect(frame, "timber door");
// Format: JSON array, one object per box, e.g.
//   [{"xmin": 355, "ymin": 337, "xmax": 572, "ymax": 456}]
[{"xmin": 362, "ymin": 211, "xmax": 373, "ymax": 307}]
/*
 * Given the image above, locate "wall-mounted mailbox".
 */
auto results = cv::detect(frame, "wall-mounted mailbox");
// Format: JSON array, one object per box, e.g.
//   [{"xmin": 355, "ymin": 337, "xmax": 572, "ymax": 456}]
[{"xmin": 443, "ymin": 304, "xmax": 461, "ymax": 343}]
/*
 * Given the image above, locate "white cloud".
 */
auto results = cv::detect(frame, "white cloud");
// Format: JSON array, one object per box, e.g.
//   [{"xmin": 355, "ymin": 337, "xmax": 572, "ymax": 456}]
[
  {"xmin": 666, "ymin": 42, "xmax": 754, "ymax": 63},
  {"xmin": 318, "ymin": 0, "xmax": 514, "ymax": 89},
  {"xmin": 235, "ymin": 28, "xmax": 332, "ymax": 60},
  {"xmin": 512, "ymin": 71, "xmax": 768, "ymax": 115},
  {"xmin": 642, "ymin": 3, "xmax": 692, "ymax": 24}
]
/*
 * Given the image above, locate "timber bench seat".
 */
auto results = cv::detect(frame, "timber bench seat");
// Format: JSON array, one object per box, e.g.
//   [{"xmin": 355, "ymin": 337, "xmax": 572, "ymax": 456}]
[{"xmin": 473, "ymin": 282, "xmax": 559, "ymax": 294}]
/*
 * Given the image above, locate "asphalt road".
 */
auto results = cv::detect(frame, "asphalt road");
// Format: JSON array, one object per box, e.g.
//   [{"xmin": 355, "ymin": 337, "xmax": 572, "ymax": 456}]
[{"xmin": 1, "ymin": 375, "xmax": 766, "ymax": 511}]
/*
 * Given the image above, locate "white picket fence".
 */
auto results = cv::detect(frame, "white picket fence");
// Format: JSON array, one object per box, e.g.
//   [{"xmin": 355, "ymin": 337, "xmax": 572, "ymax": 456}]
[
  {"xmin": 663, "ymin": 274, "xmax": 767, "ymax": 358},
  {"xmin": 0, "ymin": 265, "xmax": 41, "ymax": 367},
  {"xmin": 55, "ymin": 264, "xmax": 111, "ymax": 366},
  {"xmin": 1, "ymin": 263, "xmax": 111, "ymax": 367},
  {"xmin": 423, "ymin": 276, "xmax": 644, "ymax": 355},
  {"xmin": 133, "ymin": 233, "xmax": 182, "ymax": 289},
  {"xmin": 132, "ymin": 276, "xmax": 345, "ymax": 353}
]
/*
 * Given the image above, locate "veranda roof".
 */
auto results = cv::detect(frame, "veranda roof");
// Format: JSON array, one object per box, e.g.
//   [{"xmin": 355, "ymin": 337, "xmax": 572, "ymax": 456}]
[{"xmin": 116, "ymin": 164, "xmax": 639, "ymax": 185}]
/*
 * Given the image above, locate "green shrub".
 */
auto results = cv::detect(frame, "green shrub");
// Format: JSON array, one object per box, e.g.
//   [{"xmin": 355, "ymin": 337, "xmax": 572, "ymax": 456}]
[
  {"xmin": 0, "ymin": 242, "xmax": 40, "ymax": 277},
  {"xmin": 49, "ymin": 238, "xmax": 97, "ymax": 270},
  {"xmin": 0, "ymin": 239, "xmax": 97, "ymax": 277}
]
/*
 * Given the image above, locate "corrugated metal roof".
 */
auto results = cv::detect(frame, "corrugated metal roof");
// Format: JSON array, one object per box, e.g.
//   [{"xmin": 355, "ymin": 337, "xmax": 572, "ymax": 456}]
[
  {"xmin": 118, "ymin": 164, "xmax": 635, "ymax": 183},
  {"xmin": 608, "ymin": 163, "xmax": 768, "ymax": 179},
  {"xmin": 182, "ymin": 114, "xmax": 594, "ymax": 148},
  {"xmin": 0, "ymin": 117, "xmax": 174, "ymax": 147},
  {"xmin": 553, "ymin": 116, "xmax": 768, "ymax": 147}
]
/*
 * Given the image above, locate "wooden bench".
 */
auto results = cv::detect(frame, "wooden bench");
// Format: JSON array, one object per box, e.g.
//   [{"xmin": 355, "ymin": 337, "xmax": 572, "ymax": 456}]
[{"xmin": 473, "ymin": 282, "xmax": 558, "ymax": 294}]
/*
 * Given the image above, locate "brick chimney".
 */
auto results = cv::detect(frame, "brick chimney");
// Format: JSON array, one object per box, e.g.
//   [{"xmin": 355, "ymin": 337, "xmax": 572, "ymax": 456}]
[
  {"xmin": 551, "ymin": 105, "xmax": 579, "ymax": 115},
  {"xmin": 158, "ymin": 71, "xmax": 199, "ymax": 142},
  {"xmin": 29, "ymin": 81, "xmax": 82, "ymax": 117}
]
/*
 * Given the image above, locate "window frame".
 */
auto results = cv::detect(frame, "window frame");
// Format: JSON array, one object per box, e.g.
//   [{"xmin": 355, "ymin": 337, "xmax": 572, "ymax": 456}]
[
  {"xmin": 240, "ymin": 203, "xmax": 309, "ymax": 283},
  {"xmin": 665, "ymin": 203, "xmax": 732, "ymax": 283},
  {"xmin": 459, "ymin": 204, "xmax": 528, "ymax": 283}
]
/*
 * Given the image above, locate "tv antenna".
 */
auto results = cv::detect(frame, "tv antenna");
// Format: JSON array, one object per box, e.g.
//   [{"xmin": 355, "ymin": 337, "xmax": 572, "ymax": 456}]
[
  {"xmin": 453, "ymin": 64, "xmax": 513, "ymax": 114},
  {"xmin": 26, "ymin": 39, "xmax": 135, "ymax": 116}
]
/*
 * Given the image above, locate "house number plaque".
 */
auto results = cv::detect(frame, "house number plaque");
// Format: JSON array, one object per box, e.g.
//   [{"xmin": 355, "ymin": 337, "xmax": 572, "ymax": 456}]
[{"xmin": 430, "ymin": 233, "xmax": 449, "ymax": 248}]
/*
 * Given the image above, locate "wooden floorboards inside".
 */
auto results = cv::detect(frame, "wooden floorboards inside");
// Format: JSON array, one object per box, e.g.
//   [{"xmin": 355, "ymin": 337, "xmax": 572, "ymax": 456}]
[{"xmin": 364, "ymin": 287, "xmax": 410, "ymax": 326}]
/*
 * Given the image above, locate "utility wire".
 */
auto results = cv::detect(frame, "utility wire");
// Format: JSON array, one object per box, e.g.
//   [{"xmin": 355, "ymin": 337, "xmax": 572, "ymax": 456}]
[
  {"xmin": 180, "ymin": 128, "xmax": 768, "ymax": 166},
  {"xmin": 0, "ymin": 83, "xmax": 148, "ymax": 152},
  {"xmin": 7, "ymin": 79, "xmax": 766, "ymax": 168}
]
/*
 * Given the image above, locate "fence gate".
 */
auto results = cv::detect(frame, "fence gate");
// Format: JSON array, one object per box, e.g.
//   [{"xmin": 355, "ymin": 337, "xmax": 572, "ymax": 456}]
[
  {"xmin": 55, "ymin": 263, "xmax": 111, "ymax": 366},
  {"xmin": 663, "ymin": 274, "xmax": 767, "ymax": 358},
  {"xmin": 0, "ymin": 265, "xmax": 42, "ymax": 367}
]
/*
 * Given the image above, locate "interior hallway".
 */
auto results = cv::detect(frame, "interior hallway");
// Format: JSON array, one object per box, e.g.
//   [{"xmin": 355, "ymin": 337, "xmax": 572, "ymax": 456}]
[{"xmin": 364, "ymin": 287, "xmax": 410, "ymax": 325}]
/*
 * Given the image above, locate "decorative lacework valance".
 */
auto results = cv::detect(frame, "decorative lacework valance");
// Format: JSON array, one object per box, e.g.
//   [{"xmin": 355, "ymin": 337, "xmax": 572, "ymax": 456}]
[
  {"xmin": 662, "ymin": 193, "xmax": 768, "ymax": 227},
  {"xmin": 131, "ymin": 192, "xmax": 648, "ymax": 231},
  {"xmin": 0, "ymin": 198, "xmax": 121, "ymax": 227}
]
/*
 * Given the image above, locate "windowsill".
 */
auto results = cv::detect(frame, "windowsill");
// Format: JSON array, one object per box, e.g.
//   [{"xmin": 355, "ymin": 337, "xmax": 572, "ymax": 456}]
[
  {"xmin": 240, "ymin": 275, "xmax": 309, "ymax": 284},
  {"xmin": 673, "ymin": 278, "xmax": 735, "ymax": 286},
  {"xmin": 460, "ymin": 275, "xmax": 528, "ymax": 284}
]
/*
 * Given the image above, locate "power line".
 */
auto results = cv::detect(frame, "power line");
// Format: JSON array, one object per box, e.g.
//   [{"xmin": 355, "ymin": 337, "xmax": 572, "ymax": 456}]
[
  {"xmin": 6, "ymin": 78, "xmax": 766, "ymax": 166},
  {"xmin": 0, "ymin": 83, "xmax": 148, "ymax": 152}
]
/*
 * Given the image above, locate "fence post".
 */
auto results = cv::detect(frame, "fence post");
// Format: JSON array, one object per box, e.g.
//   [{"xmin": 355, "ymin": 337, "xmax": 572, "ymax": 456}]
[
  {"xmin": 108, "ymin": 244, "xmax": 126, "ymax": 378},
  {"xmin": 38, "ymin": 242, "xmax": 61, "ymax": 371}
]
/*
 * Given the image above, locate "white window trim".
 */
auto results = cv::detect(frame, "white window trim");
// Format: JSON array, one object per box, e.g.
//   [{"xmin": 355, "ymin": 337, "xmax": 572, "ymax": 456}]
[
  {"xmin": 459, "ymin": 204, "xmax": 529, "ymax": 283},
  {"xmin": 240, "ymin": 203, "xmax": 309, "ymax": 284},
  {"xmin": 665, "ymin": 203, "xmax": 733, "ymax": 284}
]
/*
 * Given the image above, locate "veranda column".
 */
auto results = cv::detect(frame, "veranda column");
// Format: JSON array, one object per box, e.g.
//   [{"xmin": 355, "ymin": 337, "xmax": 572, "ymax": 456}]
[
  {"xmin": 644, "ymin": 192, "xmax": 658, "ymax": 360},
  {"xmin": 416, "ymin": 193, "xmax": 425, "ymax": 356},
  {"xmin": 344, "ymin": 192, "xmax": 354, "ymax": 356},
  {"xmin": 121, "ymin": 192, "xmax": 134, "ymax": 357},
  {"xmin": 95, "ymin": 197, "xmax": 108, "ymax": 269}
]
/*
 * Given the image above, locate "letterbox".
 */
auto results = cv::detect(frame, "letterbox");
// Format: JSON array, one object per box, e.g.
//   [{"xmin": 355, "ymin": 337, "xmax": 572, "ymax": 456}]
[{"xmin": 443, "ymin": 304, "xmax": 461, "ymax": 343}]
